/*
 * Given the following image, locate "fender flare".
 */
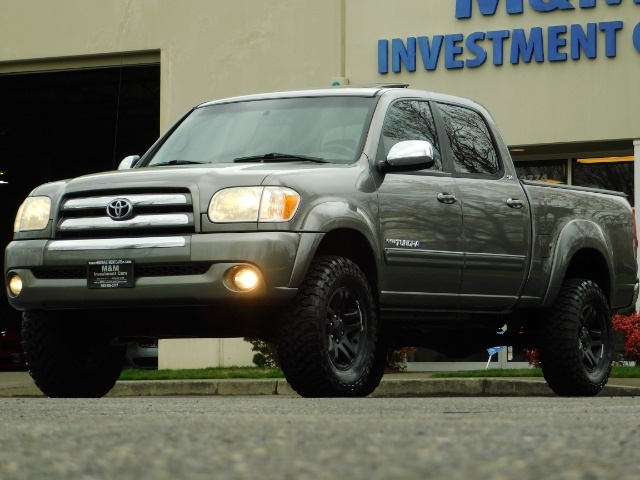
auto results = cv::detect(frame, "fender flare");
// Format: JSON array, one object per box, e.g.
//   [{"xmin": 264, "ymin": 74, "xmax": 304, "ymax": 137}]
[
  {"xmin": 541, "ymin": 219, "xmax": 614, "ymax": 307},
  {"xmin": 288, "ymin": 201, "xmax": 381, "ymax": 288}
]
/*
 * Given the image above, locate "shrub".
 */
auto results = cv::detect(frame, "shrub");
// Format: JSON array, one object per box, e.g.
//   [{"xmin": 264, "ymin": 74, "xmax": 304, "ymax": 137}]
[
  {"xmin": 612, "ymin": 312, "xmax": 640, "ymax": 363},
  {"xmin": 244, "ymin": 338, "xmax": 279, "ymax": 367},
  {"xmin": 387, "ymin": 346, "xmax": 417, "ymax": 371},
  {"xmin": 524, "ymin": 348, "xmax": 541, "ymax": 368}
]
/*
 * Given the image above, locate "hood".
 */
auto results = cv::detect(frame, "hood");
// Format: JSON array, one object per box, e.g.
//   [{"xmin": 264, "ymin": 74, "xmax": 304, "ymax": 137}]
[
  {"xmin": 62, "ymin": 164, "xmax": 276, "ymax": 194},
  {"xmin": 30, "ymin": 161, "xmax": 353, "ymax": 213}
]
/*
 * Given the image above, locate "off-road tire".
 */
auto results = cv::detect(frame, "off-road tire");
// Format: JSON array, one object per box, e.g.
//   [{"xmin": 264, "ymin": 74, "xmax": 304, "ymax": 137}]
[
  {"xmin": 538, "ymin": 279, "xmax": 613, "ymax": 397},
  {"xmin": 22, "ymin": 311, "xmax": 125, "ymax": 398},
  {"xmin": 278, "ymin": 255, "xmax": 385, "ymax": 397}
]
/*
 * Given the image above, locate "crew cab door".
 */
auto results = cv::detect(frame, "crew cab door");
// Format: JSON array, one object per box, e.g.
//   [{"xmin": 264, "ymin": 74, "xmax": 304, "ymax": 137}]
[
  {"xmin": 435, "ymin": 102, "xmax": 531, "ymax": 309},
  {"xmin": 377, "ymin": 99, "xmax": 464, "ymax": 308}
]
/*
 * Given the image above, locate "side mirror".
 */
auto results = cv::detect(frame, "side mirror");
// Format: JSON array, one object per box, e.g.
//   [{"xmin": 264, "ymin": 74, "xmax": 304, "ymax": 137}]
[
  {"xmin": 381, "ymin": 140, "xmax": 435, "ymax": 172},
  {"xmin": 118, "ymin": 155, "xmax": 141, "ymax": 170}
]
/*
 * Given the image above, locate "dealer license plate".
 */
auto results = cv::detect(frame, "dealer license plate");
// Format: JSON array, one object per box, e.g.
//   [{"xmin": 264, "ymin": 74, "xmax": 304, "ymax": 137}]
[{"xmin": 87, "ymin": 260, "xmax": 134, "ymax": 289}]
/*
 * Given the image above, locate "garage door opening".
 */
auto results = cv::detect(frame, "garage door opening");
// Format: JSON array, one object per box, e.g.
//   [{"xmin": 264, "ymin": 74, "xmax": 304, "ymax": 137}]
[{"xmin": 0, "ymin": 63, "xmax": 160, "ymax": 323}]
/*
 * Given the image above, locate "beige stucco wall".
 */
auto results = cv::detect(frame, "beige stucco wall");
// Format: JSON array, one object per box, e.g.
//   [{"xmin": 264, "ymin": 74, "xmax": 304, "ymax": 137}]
[
  {"xmin": 158, "ymin": 338, "xmax": 254, "ymax": 369},
  {"xmin": 346, "ymin": 0, "xmax": 640, "ymax": 146},
  {"xmin": 0, "ymin": 0, "xmax": 343, "ymax": 132},
  {"xmin": 1, "ymin": 0, "xmax": 637, "ymax": 145}
]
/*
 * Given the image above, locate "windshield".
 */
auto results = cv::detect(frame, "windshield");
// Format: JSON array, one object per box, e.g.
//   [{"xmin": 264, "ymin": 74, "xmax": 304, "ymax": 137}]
[{"xmin": 144, "ymin": 96, "xmax": 376, "ymax": 166}]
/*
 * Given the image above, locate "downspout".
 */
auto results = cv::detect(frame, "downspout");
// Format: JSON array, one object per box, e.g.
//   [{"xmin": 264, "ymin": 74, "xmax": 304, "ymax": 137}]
[
  {"xmin": 634, "ymin": 140, "xmax": 640, "ymax": 310},
  {"xmin": 340, "ymin": 0, "xmax": 346, "ymax": 78},
  {"xmin": 332, "ymin": 0, "xmax": 349, "ymax": 85}
]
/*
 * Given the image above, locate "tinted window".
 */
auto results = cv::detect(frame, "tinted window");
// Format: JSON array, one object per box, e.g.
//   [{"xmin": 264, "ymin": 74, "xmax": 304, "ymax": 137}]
[
  {"xmin": 573, "ymin": 159, "xmax": 634, "ymax": 206},
  {"xmin": 438, "ymin": 103, "xmax": 499, "ymax": 175},
  {"xmin": 380, "ymin": 100, "xmax": 442, "ymax": 171}
]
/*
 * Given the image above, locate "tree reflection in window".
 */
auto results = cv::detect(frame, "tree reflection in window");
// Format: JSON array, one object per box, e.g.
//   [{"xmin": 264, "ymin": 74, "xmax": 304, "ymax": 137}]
[
  {"xmin": 573, "ymin": 160, "xmax": 634, "ymax": 207},
  {"xmin": 438, "ymin": 103, "xmax": 499, "ymax": 175},
  {"xmin": 380, "ymin": 100, "xmax": 442, "ymax": 171}
]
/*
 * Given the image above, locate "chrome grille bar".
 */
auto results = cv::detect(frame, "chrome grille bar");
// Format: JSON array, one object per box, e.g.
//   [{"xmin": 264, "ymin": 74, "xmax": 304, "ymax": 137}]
[
  {"xmin": 48, "ymin": 237, "xmax": 187, "ymax": 251},
  {"xmin": 62, "ymin": 194, "xmax": 189, "ymax": 209},
  {"xmin": 59, "ymin": 214, "xmax": 191, "ymax": 230}
]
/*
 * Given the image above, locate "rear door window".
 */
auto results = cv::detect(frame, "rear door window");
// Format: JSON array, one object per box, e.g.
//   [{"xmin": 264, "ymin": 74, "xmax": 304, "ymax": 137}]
[{"xmin": 437, "ymin": 103, "xmax": 500, "ymax": 176}]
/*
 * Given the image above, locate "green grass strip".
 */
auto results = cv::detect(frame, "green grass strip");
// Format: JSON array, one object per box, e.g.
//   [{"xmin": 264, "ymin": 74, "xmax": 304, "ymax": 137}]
[
  {"xmin": 431, "ymin": 369, "xmax": 543, "ymax": 378},
  {"xmin": 119, "ymin": 365, "xmax": 640, "ymax": 381},
  {"xmin": 609, "ymin": 366, "xmax": 640, "ymax": 378},
  {"xmin": 119, "ymin": 366, "xmax": 284, "ymax": 381}
]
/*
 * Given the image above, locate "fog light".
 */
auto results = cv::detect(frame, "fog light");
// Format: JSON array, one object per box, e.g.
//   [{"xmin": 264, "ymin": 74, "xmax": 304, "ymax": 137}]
[
  {"xmin": 8, "ymin": 274, "xmax": 23, "ymax": 297},
  {"xmin": 231, "ymin": 266, "xmax": 260, "ymax": 292}
]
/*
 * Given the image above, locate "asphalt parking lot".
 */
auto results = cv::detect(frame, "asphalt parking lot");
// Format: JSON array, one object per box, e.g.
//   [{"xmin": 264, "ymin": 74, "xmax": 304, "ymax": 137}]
[{"xmin": 1, "ymin": 396, "xmax": 639, "ymax": 479}]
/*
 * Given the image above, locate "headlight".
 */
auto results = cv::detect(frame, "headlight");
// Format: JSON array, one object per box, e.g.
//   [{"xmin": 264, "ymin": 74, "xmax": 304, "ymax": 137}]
[
  {"xmin": 14, "ymin": 196, "xmax": 51, "ymax": 232},
  {"xmin": 208, "ymin": 187, "xmax": 300, "ymax": 223},
  {"xmin": 208, "ymin": 187, "xmax": 262, "ymax": 222}
]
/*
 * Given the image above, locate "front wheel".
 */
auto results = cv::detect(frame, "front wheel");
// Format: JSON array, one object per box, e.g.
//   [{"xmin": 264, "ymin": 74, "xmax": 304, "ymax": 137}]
[
  {"xmin": 538, "ymin": 279, "xmax": 613, "ymax": 397},
  {"xmin": 22, "ymin": 311, "xmax": 125, "ymax": 398},
  {"xmin": 278, "ymin": 256, "xmax": 385, "ymax": 397}
]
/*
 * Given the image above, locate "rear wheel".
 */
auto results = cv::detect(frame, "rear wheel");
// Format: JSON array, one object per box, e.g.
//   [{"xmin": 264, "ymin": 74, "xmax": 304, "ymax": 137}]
[
  {"xmin": 278, "ymin": 256, "xmax": 385, "ymax": 397},
  {"xmin": 538, "ymin": 279, "xmax": 613, "ymax": 396},
  {"xmin": 22, "ymin": 311, "xmax": 125, "ymax": 398}
]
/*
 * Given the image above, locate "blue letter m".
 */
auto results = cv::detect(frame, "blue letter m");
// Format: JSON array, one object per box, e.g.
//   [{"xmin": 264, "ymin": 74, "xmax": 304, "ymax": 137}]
[{"xmin": 455, "ymin": 0, "xmax": 523, "ymax": 19}]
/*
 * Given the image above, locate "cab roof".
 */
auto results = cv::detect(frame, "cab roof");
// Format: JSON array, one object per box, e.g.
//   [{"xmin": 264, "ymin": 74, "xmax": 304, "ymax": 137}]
[{"xmin": 197, "ymin": 84, "xmax": 413, "ymax": 107}]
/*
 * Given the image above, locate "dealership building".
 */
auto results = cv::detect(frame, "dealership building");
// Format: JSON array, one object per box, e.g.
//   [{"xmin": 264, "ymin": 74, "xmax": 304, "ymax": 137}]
[{"xmin": 1, "ymin": 0, "xmax": 639, "ymax": 369}]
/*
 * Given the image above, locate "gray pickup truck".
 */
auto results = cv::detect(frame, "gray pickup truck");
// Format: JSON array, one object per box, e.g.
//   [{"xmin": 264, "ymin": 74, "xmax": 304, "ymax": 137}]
[{"xmin": 5, "ymin": 86, "xmax": 638, "ymax": 398}]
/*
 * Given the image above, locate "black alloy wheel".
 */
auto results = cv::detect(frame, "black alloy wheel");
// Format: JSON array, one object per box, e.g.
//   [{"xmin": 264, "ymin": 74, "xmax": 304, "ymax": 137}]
[
  {"xmin": 326, "ymin": 286, "xmax": 365, "ymax": 370},
  {"xmin": 578, "ymin": 302, "xmax": 607, "ymax": 374}
]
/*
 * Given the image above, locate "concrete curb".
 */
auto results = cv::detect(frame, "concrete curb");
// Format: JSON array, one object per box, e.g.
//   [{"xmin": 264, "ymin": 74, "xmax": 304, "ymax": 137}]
[
  {"xmin": 110, "ymin": 378, "xmax": 640, "ymax": 397},
  {"xmin": 2, "ymin": 377, "xmax": 639, "ymax": 398}
]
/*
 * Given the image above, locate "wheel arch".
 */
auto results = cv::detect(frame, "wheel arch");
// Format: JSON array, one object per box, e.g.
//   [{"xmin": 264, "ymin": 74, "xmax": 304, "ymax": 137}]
[
  {"xmin": 288, "ymin": 227, "xmax": 379, "ymax": 294},
  {"xmin": 542, "ymin": 219, "xmax": 614, "ymax": 307},
  {"xmin": 288, "ymin": 200, "xmax": 381, "ymax": 291},
  {"xmin": 314, "ymin": 229, "xmax": 379, "ymax": 292}
]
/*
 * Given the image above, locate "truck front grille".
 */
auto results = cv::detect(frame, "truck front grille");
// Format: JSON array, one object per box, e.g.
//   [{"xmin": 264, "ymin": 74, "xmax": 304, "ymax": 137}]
[{"xmin": 56, "ymin": 191, "xmax": 195, "ymax": 239}]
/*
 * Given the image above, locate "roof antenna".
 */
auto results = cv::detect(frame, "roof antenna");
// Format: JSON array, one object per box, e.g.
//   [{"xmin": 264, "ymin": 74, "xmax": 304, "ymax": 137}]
[{"xmin": 112, "ymin": 56, "xmax": 124, "ymax": 170}]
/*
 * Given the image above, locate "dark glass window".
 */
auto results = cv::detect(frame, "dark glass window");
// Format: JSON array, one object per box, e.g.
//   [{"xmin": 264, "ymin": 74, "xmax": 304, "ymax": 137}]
[
  {"xmin": 572, "ymin": 159, "xmax": 634, "ymax": 206},
  {"xmin": 379, "ymin": 100, "xmax": 442, "ymax": 171},
  {"xmin": 514, "ymin": 159, "xmax": 568, "ymax": 184},
  {"xmin": 438, "ymin": 103, "xmax": 500, "ymax": 175}
]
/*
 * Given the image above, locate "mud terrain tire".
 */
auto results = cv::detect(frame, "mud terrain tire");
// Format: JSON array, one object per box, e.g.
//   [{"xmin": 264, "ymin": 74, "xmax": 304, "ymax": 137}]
[
  {"xmin": 22, "ymin": 311, "xmax": 124, "ymax": 398},
  {"xmin": 278, "ymin": 256, "xmax": 385, "ymax": 397},
  {"xmin": 538, "ymin": 279, "xmax": 613, "ymax": 397}
]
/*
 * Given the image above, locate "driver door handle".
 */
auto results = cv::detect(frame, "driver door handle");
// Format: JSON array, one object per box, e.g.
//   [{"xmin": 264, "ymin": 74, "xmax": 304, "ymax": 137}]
[
  {"xmin": 437, "ymin": 193, "xmax": 457, "ymax": 204},
  {"xmin": 507, "ymin": 198, "xmax": 524, "ymax": 209}
]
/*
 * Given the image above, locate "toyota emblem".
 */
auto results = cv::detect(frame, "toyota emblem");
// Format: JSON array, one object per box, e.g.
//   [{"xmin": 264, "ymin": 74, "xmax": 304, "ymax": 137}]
[{"xmin": 106, "ymin": 198, "xmax": 134, "ymax": 221}]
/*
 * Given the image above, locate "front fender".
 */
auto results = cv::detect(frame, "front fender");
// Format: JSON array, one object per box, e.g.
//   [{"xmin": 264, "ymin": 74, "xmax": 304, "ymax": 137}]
[{"xmin": 299, "ymin": 200, "xmax": 377, "ymax": 234}]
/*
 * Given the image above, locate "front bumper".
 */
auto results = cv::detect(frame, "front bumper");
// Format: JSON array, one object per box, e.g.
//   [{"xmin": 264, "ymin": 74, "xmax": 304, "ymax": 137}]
[{"xmin": 5, "ymin": 232, "xmax": 314, "ymax": 310}]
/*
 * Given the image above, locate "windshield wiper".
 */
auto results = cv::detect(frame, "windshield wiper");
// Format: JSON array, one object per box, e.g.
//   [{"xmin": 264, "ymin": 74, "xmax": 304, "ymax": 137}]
[
  {"xmin": 150, "ymin": 160, "xmax": 207, "ymax": 167},
  {"xmin": 234, "ymin": 153, "xmax": 329, "ymax": 164}
]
